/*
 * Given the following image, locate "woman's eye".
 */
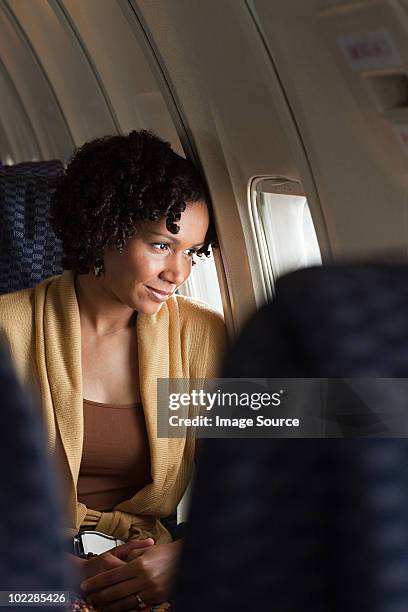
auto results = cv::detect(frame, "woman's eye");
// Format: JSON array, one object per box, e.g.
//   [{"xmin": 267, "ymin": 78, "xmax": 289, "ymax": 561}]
[
  {"xmin": 184, "ymin": 248, "xmax": 197, "ymax": 258},
  {"xmin": 152, "ymin": 242, "xmax": 169, "ymax": 251}
]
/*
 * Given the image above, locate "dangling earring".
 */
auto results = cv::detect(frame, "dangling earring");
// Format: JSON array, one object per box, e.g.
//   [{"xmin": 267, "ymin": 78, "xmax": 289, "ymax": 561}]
[
  {"xmin": 116, "ymin": 239, "xmax": 124, "ymax": 254},
  {"xmin": 93, "ymin": 258, "xmax": 105, "ymax": 278}
]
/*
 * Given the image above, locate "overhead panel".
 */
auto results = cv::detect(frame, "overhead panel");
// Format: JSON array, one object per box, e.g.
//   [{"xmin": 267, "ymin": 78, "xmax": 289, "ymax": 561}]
[
  {"xmin": 60, "ymin": 0, "xmax": 182, "ymax": 151},
  {"xmin": 8, "ymin": 0, "xmax": 116, "ymax": 147},
  {"xmin": 0, "ymin": 2, "xmax": 72, "ymax": 161},
  {"xmin": 249, "ymin": 0, "xmax": 408, "ymax": 258},
  {"xmin": 320, "ymin": 1, "xmax": 408, "ymax": 174}
]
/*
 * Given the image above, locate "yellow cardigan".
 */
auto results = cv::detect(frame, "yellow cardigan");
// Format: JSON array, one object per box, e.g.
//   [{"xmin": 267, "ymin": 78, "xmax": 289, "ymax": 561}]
[{"xmin": 0, "ymin": 271, "xmax": 225, "ymax": 542}]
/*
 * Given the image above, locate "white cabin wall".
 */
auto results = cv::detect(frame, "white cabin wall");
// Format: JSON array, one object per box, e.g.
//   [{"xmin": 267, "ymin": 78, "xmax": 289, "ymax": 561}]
[
  {"xmin": 8, "ymin": 0, "xmax": 117, "ymax": 146},
  {"xmin": 0, "ymin": 1, "xmax": 73, "ymax": 161},
  {"xmin": 58, "ymin": 0, "xmax": 183, "ymax": 154},
  {"xmin": 0, "ymin": 118, "xmax": 13, "ymax": 163},
  {"xmin": 0, "ymin": 54, "xmax": 39, "ymax": 162},
  {"xmin": 0, "ymin": 0, "xmax": 185, "ymax": 158}
]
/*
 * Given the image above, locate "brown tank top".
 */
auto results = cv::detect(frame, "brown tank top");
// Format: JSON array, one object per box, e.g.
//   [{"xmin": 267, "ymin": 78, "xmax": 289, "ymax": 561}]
[{"xmin": 77, "ymin": 399, "xmax": 152, "ymax": 511}]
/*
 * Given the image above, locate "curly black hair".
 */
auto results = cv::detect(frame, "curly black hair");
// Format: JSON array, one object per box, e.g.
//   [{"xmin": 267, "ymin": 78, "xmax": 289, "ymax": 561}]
[{"xmin": 51, "ymin": 130, "xmax": 215, "ymax": 274}]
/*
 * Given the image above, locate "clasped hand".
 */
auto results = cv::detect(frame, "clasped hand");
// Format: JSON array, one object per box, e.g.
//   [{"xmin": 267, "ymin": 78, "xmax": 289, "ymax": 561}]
[{"xmin": 79, "ymin": 538, "xmax": 182, "ymax": 611}]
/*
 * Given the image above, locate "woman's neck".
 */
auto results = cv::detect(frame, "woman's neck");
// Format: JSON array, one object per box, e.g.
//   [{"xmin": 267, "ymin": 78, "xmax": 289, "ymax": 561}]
[{"xmin": 75, "ymin": 273, "xmax": 136, "ymax": 336}]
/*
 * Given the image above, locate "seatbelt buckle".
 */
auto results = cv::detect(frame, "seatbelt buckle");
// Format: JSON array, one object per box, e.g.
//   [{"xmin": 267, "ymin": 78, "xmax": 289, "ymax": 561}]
[{"xmin": 73, "ymin": 530, "xmax": 125, "ymax": 557}]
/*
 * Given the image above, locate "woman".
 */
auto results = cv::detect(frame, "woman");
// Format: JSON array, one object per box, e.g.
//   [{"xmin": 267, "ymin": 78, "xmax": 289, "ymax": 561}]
[{"xmin": 0, "ymin": 130, "xmax": 225, "ymax": 611}]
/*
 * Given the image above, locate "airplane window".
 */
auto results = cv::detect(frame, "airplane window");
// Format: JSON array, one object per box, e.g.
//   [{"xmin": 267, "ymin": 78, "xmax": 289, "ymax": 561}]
[
  {"xmin": 177, "ymin": 246, "xmax": 223, "ymax": 313},
  {"xmin": 251, "ymin": 177, "xmax": 321, "ymax": 297}
]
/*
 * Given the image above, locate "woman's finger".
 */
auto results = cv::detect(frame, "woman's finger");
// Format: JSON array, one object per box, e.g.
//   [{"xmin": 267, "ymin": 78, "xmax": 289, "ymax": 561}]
[
  {"xmin": 87, "ymin": 577, "xmax": 143, "ymax": 608},
  {"xmin": 98, "ymin": 590, "xmax": 152, "ymax": 612},
  {"xmin": 125, "ymin": 547, "xmax": 149, "ymax": 562},
  {"xmin": 109, "ymin": 539, "xmax": 154, "ymax": 560},
  {"xmin": 81, "ymin": 562, "xmax": 139, "ymax": 594}
]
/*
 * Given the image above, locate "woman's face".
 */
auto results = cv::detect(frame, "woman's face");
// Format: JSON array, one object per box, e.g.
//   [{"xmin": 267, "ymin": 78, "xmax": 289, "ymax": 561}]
[{"xmin": 101, "ymin": 200, "xmax": 209, "ymax": 314}]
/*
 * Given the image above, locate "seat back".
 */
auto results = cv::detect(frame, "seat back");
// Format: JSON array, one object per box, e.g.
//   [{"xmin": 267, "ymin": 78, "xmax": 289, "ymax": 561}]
[
  {"xmin": 0, "ymin": 341, "xmax": 67, "ymax": 597},
  {"xmin": 175, "ymin": 263, "xmax": 408, "ymax": 612},
  {"xmin": 0, "ymin": 160, "xmax": 64, "ymax": 294}
]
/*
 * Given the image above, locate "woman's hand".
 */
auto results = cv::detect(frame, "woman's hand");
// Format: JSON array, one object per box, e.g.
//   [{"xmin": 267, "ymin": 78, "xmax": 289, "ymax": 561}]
[
  {"xmin": 68, "ymin": 539, "xmax": 154, "ymax": 592},
  {"xmin": 80, "ymin": 540, "xmax": 183, "ymax": 611}
]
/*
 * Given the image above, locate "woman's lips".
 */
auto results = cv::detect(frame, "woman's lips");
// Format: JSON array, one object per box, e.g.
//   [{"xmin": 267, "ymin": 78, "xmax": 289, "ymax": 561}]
[{"xmin": 145, "ymin": 286, "xmax": 173, "ymax": 303}]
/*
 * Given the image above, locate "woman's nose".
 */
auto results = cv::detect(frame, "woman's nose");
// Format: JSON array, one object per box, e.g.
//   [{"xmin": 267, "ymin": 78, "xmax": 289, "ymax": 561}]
[{"xmin": 160, "ymin": 254, "xmax": 189, "ymax": 286}]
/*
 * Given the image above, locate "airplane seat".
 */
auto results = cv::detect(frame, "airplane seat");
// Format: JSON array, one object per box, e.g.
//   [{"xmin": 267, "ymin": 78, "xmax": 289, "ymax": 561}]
[
  {"xmin": 224, "ymin": 263, "xmax": 408, "ymax": 378},
  {"xmin": 175, "ymin": 263, "xmax": 408, "ymax": 612},
  {"xmin": 0, "ymin": 340, "xmax": 67, "ymax": 603},
  {"xmin": 0, "ymin": 160, "xmax": 64, "ymax": 295}
]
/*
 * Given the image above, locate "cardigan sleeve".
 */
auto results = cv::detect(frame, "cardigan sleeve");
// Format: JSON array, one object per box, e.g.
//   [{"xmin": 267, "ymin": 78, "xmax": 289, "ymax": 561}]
[
  {"xmin": 176, "ymin": 296, "xmax": 227, "ymax": 379},
  {"xmin": 0, "ymin": 288, "xmax": 37, "ymax": 390}
]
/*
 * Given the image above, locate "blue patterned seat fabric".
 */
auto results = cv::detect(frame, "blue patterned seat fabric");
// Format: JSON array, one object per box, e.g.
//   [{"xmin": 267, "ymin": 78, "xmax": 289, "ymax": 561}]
[
  {"xmin": 222, "ymin": 264, "xmax": 408, "ymax": 379},
  {"xmin": 0, "ymin": 160, "xmax": 64, "ymax": 294},
  {"xmin": 0, "ymin": 342, "xmax": 67, "ymax": 609},
  {"xmin": 175, "ymin": 263, "xmax": 408, "ymax": 612}
]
